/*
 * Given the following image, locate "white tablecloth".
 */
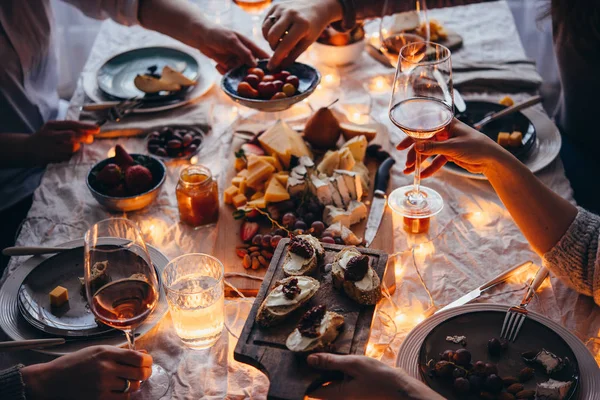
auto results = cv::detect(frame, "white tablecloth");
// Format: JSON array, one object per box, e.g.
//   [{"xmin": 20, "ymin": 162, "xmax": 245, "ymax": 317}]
[{"xmin": 1, "ymin": 1, "xmax": 599, "ymax": 399}]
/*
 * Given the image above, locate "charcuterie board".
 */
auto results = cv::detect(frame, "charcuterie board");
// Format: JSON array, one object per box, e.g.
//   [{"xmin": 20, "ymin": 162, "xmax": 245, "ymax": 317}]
[
  {"xmin": 234, "ymin": 238, "xmax": 388, "ymax": 399},
  {"xmin": 215, "ymin": 113, "xmax": 395, "ymax": 296}
]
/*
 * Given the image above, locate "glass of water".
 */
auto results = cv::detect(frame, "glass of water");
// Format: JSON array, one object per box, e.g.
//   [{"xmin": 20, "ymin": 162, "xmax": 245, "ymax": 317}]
[{"xmin": 162, "ymin": 254, "xmax": 224, "ymax": 349}]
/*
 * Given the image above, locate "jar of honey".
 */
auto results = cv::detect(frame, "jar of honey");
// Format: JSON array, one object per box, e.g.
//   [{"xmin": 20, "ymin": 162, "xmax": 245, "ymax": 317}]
[
  {"xmin": 403, "ymin": 216, "xmax": 430, "ymax": 234},
  {"xmin": 176, "ymin": 165, "xmax": 219, "ymax": 228}
]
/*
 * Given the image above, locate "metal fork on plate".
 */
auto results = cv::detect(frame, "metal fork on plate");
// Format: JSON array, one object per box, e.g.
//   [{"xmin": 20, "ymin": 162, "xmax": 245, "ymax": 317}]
[
  {"xmin": 96, "ymin": 99, "xmax": 143, "ymax": 126},
  {"xmin": 500, "ymin": 267, "xmax": 549, "ymax": 342}
]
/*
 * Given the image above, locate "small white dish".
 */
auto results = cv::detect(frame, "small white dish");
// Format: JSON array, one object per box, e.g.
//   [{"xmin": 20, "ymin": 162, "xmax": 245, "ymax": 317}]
[{"xmin": 312, "ymin": 40, "xmax": 365, "ymax": 67}]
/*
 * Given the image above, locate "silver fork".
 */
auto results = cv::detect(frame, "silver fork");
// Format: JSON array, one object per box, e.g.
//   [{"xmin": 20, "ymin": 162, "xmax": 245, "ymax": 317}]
[
  {"xmin": 500, "ymin": 267, "xmax": 549, "ymax": 342},
  {"xmin": 97, "ymin": 99, "xmax": 143, "ymax": 126}
]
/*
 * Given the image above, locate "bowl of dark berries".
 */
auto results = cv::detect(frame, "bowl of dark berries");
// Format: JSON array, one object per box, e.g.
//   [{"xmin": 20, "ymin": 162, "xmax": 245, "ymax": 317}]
[
  {"xmin": 87, "ymin": 144, "xmax": 166, "ymax": 212},
  {"xmin": 146, "ymin": 125, "xmax": 204, "ymax": 161}
]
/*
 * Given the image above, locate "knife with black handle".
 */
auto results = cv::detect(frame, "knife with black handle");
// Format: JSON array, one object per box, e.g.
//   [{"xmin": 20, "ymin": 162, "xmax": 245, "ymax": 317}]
[{"xmin": 364, "ymin": 157, "xmax": 396, "ymax": 247}]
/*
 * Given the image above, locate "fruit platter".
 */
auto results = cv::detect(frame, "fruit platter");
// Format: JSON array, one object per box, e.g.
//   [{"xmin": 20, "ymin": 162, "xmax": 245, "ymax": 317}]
[{"xmin": 215, "ymin": 105, "xmax": 395, "ymax": 294}]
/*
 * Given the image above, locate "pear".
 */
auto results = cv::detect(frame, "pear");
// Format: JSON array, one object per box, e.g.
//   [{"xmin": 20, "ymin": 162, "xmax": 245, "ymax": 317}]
[
  {"xmin": 161, "ymin": 65, "xmax": 196, "ymax": 87},
  {"xmin": 134, "ymin": 75, "xmax": 181, "ymax": 93},
  {"xmin": 303, "ymin": 106, "xmax": 341, "ymax": 149}
]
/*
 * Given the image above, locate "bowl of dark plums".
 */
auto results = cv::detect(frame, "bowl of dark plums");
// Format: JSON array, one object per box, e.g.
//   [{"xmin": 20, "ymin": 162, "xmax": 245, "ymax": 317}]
[
  {"xmin": 145, "ymin": 125, "xmax": 205, "ymax": 161},
  {"xmin": 221, "ymin": 59, "xmax": 320, "ymax": 112}
]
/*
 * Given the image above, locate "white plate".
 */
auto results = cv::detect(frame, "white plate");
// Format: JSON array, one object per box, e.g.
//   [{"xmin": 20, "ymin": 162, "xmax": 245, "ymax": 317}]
[
  {"xmin": 0, "ymin": 239, "xmax": 169, "ymax": 356},
  {"xmin": 443, "ymin": 108, "xmax": 562, "ymax": 180},
  {"xmin": 396, "ymin": 303, "xmax": 599, "ymax": 400},
  {"xmin": 83, "ymin": 47, "xmax": 216, "ymax": 114}
]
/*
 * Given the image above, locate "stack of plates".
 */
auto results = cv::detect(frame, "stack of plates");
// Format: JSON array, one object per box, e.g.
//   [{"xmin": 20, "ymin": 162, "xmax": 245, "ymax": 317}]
[{"xmin": 0, "ymin": 239, "xmax": 169, "ymax": 355}]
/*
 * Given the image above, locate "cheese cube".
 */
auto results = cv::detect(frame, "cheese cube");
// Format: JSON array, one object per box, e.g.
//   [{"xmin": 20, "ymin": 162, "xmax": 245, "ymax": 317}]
[
  {"xmin": 497, "ymin": 132, "xmax": 511, "ymax": 147},
  {"xmin": 49, "ymin": 286, "xmax": 69, "ymax": 307},
  {"xmin": 329, "ymin": 179, "xmax": 345, "ymax": 208},
  {"xmin": 287, "ymin": 177, "xmax": 306, "ymax": 197},
  {"xmin": 236, "ymin": 169, "xmax": 249, "ymax": 178},
  {"xmin": 224, "ymin": 186, "xmax": 239, "ymax": 204},
  {"xmin": 332, "ymin": 175, "xmax": 351, "ymax": 206},
  {"xmin": 275, "ymin": 172, "xmax": 289, "ymax": 186},
  {"xmin": 239, "ymin": 178, "xmax": 248, "ymax": 195},
  {"xmin": 509, "ymin": 131, "xmax": 523, "ymax": 147},
  {"xmin": 334, "ymin": 170, "xmax": 362, "ymax": 200},
  {"xmin": 232, "ymin": 193, "xmax": 248, "ymax": 208},
  {"xmin": 499, "ymin": 96, "xmax": 514, "ymax": 107},
  {"xmin": 231, "ymin": 176, "xmax": 244, "ymax": 187}
]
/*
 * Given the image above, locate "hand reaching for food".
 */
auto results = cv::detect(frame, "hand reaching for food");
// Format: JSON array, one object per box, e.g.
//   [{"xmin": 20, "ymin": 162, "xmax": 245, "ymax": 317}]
[
  {"xmin": 307, "ymin": 353, "xmax": 445, "ymax": 400},
  {"xmin": 262, "ymin": 0, "xmax": 343, "ymax": 70},
  {"xmin": 195, "ymin": 23, "xmax": 269, "ymax": 74},
  {"xmin": 27, "ymin": 121, "xmax": 99, "ymax": 165}
]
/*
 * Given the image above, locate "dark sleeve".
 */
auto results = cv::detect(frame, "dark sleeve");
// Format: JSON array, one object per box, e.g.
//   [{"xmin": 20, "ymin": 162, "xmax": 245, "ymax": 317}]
[
  {"xmin": 0, "ymin": 365, "xmax": 26, "ymax": 400},
  {"xmin": 543, "ymin": 208, "xmax": 600, "ymax": 306}
]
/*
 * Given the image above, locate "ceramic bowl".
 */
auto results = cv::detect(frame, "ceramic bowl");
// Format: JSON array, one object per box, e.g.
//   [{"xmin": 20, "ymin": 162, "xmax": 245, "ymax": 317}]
[
  {"xmin": 312, "ymin": 39, "xmax": 365, "ymax": 67},
  {"xmin": 87, "ymin": 154, "xmax": 166, "ymax": 212},
  {"xmin": 221, "ymin": 60, "xmax": 320, "ymax": 112}
]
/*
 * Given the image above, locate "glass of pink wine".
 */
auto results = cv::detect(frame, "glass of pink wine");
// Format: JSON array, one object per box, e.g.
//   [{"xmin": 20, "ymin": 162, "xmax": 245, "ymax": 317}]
[
  {"xmin": 388, "ymin": 41, "xmax": 453, "ymax": 218},
  {"xmin": 84, "ymin": 218, "xmax": 168, "ymax": 399}
]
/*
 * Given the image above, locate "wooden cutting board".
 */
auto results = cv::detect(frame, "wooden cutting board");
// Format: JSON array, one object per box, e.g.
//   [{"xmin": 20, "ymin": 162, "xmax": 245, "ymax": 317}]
[
  {"xmin": 215, "ymin": 118, "xmax": 395, "ymax": 296},
  {"xmin": 234, "ymin": 238, "xmax": 389, "ymax": 399}
]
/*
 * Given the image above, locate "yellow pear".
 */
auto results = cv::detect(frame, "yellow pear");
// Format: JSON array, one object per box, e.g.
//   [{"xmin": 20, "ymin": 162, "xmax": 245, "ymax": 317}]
[{"xmin": 303, "ymin": 106, "xmax": 341, "ymax": 149}]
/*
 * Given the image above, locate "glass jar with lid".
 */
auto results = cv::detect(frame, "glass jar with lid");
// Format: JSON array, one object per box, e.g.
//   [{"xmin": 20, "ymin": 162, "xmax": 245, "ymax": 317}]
[{"xmin": 176, "ymin": 165, "xmax": 219, "ymax": 228}]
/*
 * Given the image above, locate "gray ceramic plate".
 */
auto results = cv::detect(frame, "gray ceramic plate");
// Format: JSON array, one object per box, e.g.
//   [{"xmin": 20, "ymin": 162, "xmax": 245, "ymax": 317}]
[
  {"xmin": 17, "ymin": 245, "xmax": 164, "ymax": 337},
  {"xmin": 0, "ymin": 239, "xmax": 169, "ymax": 355},
  {"xmin": 97, "ymin": 47, "xmax": 199, "ymax": 100}
]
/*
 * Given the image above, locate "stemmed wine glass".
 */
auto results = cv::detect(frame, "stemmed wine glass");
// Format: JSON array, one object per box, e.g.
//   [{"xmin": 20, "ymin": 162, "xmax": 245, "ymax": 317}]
[
  {"xmin": 234, "ymin": 0, "xmax": 273, "ymax": 39},
  {"xmin": 388, "ymin": 41, "xmax": 453, "ymax": 218},
  {"xmin": 379, "ymin": 0, "xmax": 430, "ymax": 67},
  {"xmin": 84, "ymin": 218, "xmax": 168, "ymax": 398}
]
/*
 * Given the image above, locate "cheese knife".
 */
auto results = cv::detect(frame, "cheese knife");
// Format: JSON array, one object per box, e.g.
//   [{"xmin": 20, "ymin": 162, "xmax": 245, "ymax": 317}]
[
  {"xmin": 364, "ymin": 157, "xmax": 396, "ymax": 247},
  {"xmin": 433, "ymin": 261, "xmax": 533, "ymax": 315}
]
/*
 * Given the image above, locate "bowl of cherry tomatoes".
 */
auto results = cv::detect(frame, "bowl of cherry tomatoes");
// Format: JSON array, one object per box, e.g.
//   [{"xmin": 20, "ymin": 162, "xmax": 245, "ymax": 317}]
[{"xmin": 221, "ymin": 60, "xmax": 320, "ymax": 112}]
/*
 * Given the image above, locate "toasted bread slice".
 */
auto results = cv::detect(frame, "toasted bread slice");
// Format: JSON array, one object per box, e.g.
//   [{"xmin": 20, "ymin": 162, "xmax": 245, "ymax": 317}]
[
  {"xmin": 256, "ymin": 276, "xmax": 320, "ymax": 327},
  {"xmin": 134, "ymin": 74, "xmax": 181, "ymax": 93},
  {"xmin": 161, "ymin": 65, "xmax": 197, "ymax": 87},
  {"xmin": 286, "ymin": 311, "xmax": 344, "ymax": 353},
  {"xmin": 332, "ymin": 247, "xmax": 382, "ymax": 305},
  {"xmin": 297, "ymin": 234, "xmax": 325, "ymax": 259},
  {"xmin": 283, "ymin": 251, "xmax": 318, "ymax": 276}
]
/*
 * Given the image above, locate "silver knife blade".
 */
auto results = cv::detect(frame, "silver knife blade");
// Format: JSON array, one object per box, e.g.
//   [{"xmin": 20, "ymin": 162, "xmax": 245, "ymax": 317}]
[
  {"xmin": 434, "ymin": 261, "xmax": 533, "ymax": 315},
  {"xmin": 364, "ymin": 195, "xmax": 386, "ymax": 247}
]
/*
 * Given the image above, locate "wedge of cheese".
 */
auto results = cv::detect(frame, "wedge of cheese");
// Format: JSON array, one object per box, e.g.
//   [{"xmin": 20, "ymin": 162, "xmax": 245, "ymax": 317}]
[
  {"xmin": 334, "ymin": 170, "xmax": 363, "ymax": 200},
  {"xmin": 347, "ymin": 200, "xmax": 367, "ymax": 225},
  {"xmin": 352, "ymin": 162, "xmax": 370, "ymax": 193},
  {"xmin": 338, "ymin": 147, "xmax": 356, "ymax": 171},
  {"xmin": 342, "ymin": 135, "xmax": 367, "ymax": 162},
  {"xmin": 224, "ymin": 185, "xmax": 239, "ymax": 204},
  {"xmin": 258, "ymin": 120, "xmax": 312, "ymax": 168},
  {"xmin": 317, "ymin": 150, "xmax": 340, "ymax": 176},
  {"xmin": 246, "ymin": 158, "xmax": 275, "ymax": 188},
  {"xmin": 264, "ymin": 177, "xmax": 290, "ymax": 203}
]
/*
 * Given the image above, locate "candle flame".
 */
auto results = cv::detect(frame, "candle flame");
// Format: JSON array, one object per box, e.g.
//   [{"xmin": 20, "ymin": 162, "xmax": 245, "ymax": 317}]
[{"xmin": 190, "ymin": 156, "xmax": 199, "ymax": 165}]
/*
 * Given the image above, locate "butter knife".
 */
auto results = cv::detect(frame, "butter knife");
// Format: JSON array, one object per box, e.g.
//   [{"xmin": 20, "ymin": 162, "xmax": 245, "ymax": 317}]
[
  {"xmin": 364, "ymin": 157, "xmax": 396, "ymax": 247},
  {"xmin": 434, "ymin": 261, "xmax": 533, "ymax": 315}
]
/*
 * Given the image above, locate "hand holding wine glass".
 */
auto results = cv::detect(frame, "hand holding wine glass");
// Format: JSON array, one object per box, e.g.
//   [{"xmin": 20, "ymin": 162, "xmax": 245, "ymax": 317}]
[
  {"xmin": 84, "ymin": 218, "xmax": 167, "ymax": 398},
  {"xmin": 388, "ymin": 41, "xmax": 454, "ymax": 218}
]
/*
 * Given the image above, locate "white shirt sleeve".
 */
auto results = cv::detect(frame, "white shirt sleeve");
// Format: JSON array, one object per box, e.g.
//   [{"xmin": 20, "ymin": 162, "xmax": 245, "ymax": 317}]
[{"xmin": 60, "ymin": 0, "xmax": 140, "ymax": 26}]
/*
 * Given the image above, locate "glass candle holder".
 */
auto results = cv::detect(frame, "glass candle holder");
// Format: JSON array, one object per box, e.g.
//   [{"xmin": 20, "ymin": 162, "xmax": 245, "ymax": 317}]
[
  {"xmin": 162, "ymin": 253, "xmax": 225, "ymax": 349},
  {"xmin": 176, "ymin": 165, "xmax": 219, "ymax": 229}
]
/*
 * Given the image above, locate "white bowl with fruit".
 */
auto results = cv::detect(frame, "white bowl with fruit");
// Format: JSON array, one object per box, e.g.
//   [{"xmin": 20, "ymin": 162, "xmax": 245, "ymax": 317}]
[{"xmin": 311, "ymin": 25, "xmax": 365, "ymax": 67}]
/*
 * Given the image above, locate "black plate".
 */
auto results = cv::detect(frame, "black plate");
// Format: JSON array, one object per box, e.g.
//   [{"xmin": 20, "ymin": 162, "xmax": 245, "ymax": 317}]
[
  {"xmin": 418, "ymin": 310, "xmax": 579, "ymax": 400},
  {"xmin": 457, "ymin": 101, "xmax": 536, "ymax": 161},
  {"xmin": 18, "ymin": 246, "xmax": 163, "ymax": 337}
]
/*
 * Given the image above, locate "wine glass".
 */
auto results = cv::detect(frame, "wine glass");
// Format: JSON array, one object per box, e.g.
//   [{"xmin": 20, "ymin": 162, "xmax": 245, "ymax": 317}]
[
  {"xmin": 84, "ymin": 218, "xmax": 168, "ymax": 398},
  {"xmin": 379, "ymin": 0, "xmax": 429, "ymax": 67},
  {"xmin": 388, "ymin": 41, "xmax": 453, "ymax": 218}
]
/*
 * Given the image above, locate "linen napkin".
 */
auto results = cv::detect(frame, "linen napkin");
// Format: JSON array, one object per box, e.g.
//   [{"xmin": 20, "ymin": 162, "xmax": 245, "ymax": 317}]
[
  {"xmin": 451, "ymin": 58, "xmax": 543, "ymax": 92},
  {"xmin": 79, "ymin": 101, "xmax": 212, "ymax": 138}
]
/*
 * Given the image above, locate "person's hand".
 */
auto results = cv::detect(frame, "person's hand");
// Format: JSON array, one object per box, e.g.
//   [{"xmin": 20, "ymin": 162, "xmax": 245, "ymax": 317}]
[
  {"xmin": 27, "ymin": 120, "xmax": 99, "ymax": 165},
  {"xmin": 21, "ymin": 345, "xmax": 152, "ymax": 400},
  {"xmin": 397, "ymin": 119, "xmax": 510, "ymax": 178},
  {"xmin": 307, "ymin": 353, "xmax": 444, "ymax": 400},
  {"xmin": 262, "ymin": 0, "xmax": 343, "ymax": 70},
  {"xmin": 195, "ymin": 23, "xmax": 269, "ymax": 74}
]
